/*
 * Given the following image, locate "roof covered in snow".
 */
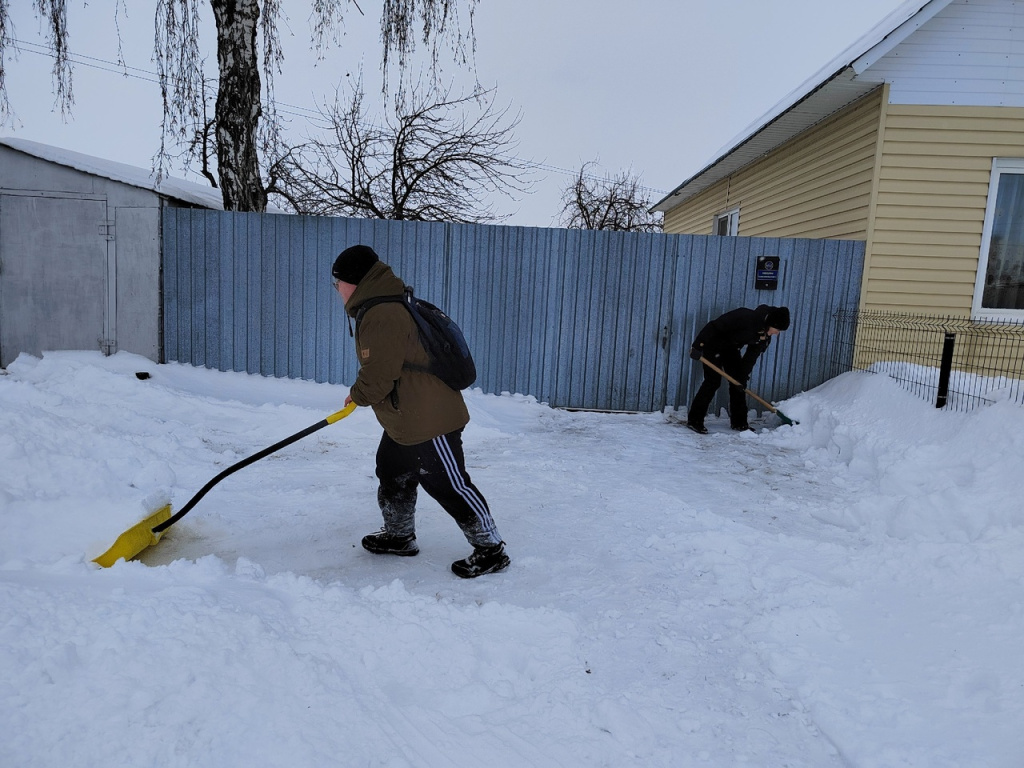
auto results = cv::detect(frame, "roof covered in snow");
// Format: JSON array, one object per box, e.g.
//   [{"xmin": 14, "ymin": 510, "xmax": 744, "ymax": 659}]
[
  {"xmin": 651, "ymin": 0, "xmax": 949, "ymax": 212},
  {"xmin": 0, "ymin": 136, "xmax": 225, "ymax": 210}
]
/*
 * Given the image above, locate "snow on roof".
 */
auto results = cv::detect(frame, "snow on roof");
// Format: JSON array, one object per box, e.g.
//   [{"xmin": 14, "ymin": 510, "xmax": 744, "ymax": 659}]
[
  {"xmin": 0, "ymin": 136, "xmax": 224, "ymax": 209},
  {"xmin": 652, "ymin": 0, "xmax": 949, "ymax": 212}
]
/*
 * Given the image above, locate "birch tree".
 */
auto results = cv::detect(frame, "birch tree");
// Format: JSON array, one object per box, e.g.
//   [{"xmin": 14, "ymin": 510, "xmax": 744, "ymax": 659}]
[{"xmin": 2, "ymin": 0, "xmax": 479, "ymax": 212}]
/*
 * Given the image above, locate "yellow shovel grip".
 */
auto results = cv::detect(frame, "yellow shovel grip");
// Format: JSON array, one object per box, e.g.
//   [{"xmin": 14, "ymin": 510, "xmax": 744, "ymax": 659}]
[{"xmin": 326, "ymin": 401, "xmax": 358, "ymax": 424}]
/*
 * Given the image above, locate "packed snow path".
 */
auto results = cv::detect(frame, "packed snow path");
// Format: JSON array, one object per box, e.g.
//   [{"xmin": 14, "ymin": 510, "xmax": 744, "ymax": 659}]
[{"xmin": 2, "ymin": 352, "xmax": 1022, "ymax": 767}]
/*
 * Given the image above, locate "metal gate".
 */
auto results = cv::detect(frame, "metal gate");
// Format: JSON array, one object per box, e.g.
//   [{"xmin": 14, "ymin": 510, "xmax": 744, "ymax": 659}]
[{"xmin": 0, "ymin": 192, "xmax": 112, "ymax": 368}]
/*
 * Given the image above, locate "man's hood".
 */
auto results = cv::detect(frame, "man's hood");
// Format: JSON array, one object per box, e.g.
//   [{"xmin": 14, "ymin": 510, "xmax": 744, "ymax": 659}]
[{"xmin": 344, "ymin": 261, "xmax": 406, "ymax": 318}]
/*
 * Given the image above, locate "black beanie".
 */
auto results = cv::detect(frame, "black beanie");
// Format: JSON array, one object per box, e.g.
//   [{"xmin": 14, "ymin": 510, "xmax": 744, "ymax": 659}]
[
  {"xmin": 332, "ymin": 245, "xmax": 379, "ymax": 285},
  {"xmin": 766, "ymin": 306, "xmax": 791, "ymax": 331}
]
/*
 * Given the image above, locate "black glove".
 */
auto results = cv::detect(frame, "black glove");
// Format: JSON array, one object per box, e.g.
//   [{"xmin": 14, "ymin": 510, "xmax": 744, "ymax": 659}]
[{"xmin": 689, "ymin": 346, "xmax": 703, "ymax": 361}]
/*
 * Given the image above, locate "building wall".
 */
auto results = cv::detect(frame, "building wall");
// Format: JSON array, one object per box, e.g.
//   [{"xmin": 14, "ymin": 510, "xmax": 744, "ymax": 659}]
[
  {"xmin": 662, "ymin": 176, "xmax": 730, "ymax": 235},
  {"xmin": 864, "ymin": 0, "xmax": 1024, "ymax": 109},
  {"xmin": 663, "ymin": 88, "xmax": 884, "ymax": 240},
  {"xmin": 0, "ymin": 147, "xmax": 167, "ymax": 365},
  {"xmin": 865, "ymin": 104, "xmax": 1024, "ymax": 314},
  {"xmin": 0, "ymin": 148, "xmax": 161, "ymax": 208},
  {"xmin": 663, "ymin": 93, "xmax": 1024, "ymax": 317}
]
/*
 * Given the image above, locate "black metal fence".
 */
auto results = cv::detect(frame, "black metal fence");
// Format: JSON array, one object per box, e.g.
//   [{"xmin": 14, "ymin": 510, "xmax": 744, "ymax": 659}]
[{"xmin": 832, "ymin": 309, "xmax": 1024, "ymax": 411}]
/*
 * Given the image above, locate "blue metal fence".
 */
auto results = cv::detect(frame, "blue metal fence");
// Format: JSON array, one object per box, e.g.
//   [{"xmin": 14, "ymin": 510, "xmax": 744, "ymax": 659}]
[{"xmin": 163, "ymin": 210, "xmax": 865, "ymax": 414}]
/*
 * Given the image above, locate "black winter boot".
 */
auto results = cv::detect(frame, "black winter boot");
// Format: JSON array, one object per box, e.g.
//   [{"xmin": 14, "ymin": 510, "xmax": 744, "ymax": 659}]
[
  {"xmin": 361, "ymin": 529, "xmax": 419, "ymax": 556},
  {"xmin": 451, "ymin": 543, "xmax": 510, "ymax": 578}
]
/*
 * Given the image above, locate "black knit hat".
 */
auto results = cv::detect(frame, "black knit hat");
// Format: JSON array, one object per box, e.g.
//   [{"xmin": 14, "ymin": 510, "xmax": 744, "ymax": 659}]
[
  {"xmin": 332, "ymin": 245, "xmax": 379, "ymax": 285},
  {"xmin": 766, "ymin": 306, "xmax": 791, "ymax": 331}
]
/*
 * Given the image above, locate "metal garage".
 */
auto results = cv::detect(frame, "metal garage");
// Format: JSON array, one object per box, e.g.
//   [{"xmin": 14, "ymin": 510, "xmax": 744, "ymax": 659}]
[{"xmin": 0, "ymin": 138, "xmax": 220, "ymax": 368}]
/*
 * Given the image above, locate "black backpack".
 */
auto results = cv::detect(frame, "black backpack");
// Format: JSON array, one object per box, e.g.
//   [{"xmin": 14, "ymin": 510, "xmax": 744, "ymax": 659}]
[{"xmin": 355, "ymin": 287, "xmax": 477, "ymax": 390}]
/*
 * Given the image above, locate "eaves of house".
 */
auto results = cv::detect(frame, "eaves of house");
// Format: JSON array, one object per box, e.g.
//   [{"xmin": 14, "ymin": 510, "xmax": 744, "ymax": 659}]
[{"xmin": 651, "ymin": 0, "xmax": 950, "ymax": 213}]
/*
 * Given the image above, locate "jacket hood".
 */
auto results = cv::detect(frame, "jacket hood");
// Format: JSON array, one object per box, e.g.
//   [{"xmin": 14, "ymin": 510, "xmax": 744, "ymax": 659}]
[{"xmin": 344, "ymin": 261, "xmax": 406, "ymax": 318}]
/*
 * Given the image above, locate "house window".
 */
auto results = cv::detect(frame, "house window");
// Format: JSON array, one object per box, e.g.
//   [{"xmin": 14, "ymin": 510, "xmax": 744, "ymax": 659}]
[
  {"xmin": 713, "ymin": 208, "xmax": 739, "ymax": 236},
  {"xmin": 975, "ymin": 159, "xmax": 1024, "ymax": 318}
]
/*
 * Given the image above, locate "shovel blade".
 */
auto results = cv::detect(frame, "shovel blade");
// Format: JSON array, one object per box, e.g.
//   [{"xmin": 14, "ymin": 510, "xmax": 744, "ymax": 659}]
[
  {"xmin": 775, "ymin": 409, "xmax": 799, "ymax": 426},
  {"xmin": 93, "ymin": 504, "xmax": 172, "ymax": 567}
]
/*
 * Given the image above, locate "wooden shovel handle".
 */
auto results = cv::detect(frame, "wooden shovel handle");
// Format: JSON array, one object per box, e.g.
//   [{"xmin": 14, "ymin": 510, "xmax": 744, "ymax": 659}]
[{"xmin": 698, "ymin": 356, "xmax": 779, "ymax": 414}]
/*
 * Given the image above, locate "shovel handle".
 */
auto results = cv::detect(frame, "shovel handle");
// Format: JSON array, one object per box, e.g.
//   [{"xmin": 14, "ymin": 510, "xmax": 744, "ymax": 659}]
[
  {"xmin": 698, "ymin": 356, "xmax": 779, "ymax": 414},
  {"xmin": 152, "ymin": 402, "xmax": 357, "ymax": 534}
]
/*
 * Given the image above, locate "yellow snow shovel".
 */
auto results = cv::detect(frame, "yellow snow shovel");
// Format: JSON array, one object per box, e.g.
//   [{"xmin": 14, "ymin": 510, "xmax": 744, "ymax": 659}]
[
  {"xmin": 93, "ymin": 402, "xmax": 358, "ymax": 567},
  {"xmin": 699, "ymin": 356, "xmax": 799, "ymax": 426}
]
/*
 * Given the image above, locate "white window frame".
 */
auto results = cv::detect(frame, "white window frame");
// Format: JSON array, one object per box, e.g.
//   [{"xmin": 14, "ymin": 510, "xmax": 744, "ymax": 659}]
[
  {"xmin": 973, "ymin": 158, "xmax": 1024, "ymax": 320},
  {"xmin": 712, "ymin": 207, "xmax": 739, "ymax": 237}
]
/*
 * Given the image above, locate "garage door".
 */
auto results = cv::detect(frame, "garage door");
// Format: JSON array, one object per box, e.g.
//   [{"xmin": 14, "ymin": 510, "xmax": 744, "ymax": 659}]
[{"xmin": 0, "ymin": 194, "xmax": 109, "ymax": 368}]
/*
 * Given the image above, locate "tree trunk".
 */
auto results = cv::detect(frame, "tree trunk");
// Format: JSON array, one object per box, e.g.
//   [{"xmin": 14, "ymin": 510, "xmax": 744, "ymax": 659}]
[{"xmin": 210, "ymin": 0, "xmax": 267, "ymax": 212}]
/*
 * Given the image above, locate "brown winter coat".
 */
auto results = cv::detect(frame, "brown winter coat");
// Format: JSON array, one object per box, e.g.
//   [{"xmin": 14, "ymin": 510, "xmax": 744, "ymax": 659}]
[{"xmin": 345, "ymin": 261, "xmax": 470, "ymax": 445}]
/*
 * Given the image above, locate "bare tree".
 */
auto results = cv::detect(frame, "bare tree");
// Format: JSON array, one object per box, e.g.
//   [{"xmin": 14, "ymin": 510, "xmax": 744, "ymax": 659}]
[
  {"xmin": 266, "ymin": 78, "xmax": 530, "ymax": 222},
  {"xmin": 2, "ymin": 0, "xmax": 479, "ymax": 212},
  {"xmin": 559, "ymin": 160, "xmax": 663, "ymax": 232}
]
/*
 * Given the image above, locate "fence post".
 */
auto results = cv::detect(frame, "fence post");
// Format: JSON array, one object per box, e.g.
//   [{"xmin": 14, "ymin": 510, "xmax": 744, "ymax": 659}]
[{"xmin": 936, "ymin": 331, "xmax": 956, "ymax": 408}]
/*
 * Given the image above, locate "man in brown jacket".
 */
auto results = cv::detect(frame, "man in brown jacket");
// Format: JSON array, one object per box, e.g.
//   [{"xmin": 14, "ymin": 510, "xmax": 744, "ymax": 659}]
[{"xmin": 332, "ymin": 245, "xmax": 509, "ymax": 578}]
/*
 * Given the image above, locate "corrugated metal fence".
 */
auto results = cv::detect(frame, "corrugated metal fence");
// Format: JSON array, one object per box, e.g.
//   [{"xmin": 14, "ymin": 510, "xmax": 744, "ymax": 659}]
[{"xmin": 163, "ymin": 210, "xmax": 865, "ymax": 414}]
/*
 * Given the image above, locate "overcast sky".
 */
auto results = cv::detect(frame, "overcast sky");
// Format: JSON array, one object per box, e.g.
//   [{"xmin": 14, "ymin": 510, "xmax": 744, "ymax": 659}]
[{"xmin": 3, "ymin": 0, "xmax": 907, "ymax": 227}]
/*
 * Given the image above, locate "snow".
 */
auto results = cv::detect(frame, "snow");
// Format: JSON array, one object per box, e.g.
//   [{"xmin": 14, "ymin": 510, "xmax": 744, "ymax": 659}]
[{"xmin": 2, "ymin": 350, "xmax": 1023, "ymax": 767}]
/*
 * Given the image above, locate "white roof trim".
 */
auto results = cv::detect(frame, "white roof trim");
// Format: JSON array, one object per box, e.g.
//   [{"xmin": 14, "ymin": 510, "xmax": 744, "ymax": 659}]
[
  {"xmin": 652, "ymin": 0, "xmax": 952, "ymax": 213},
  {"xmin": 851, "ymin": 0, "xmax": 951, "ymax": 73}
]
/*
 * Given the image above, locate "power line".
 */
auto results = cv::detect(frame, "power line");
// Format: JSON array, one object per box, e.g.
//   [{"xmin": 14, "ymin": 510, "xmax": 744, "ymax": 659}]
[{"xmin": 9, "ymin": 38, "xmax": 668, "ymax": 196}]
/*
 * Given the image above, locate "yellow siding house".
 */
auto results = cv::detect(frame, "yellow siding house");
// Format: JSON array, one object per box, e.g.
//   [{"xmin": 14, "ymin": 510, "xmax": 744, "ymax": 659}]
[{"xmin": 654, "ymin": 0, "xmax": 1024, "ymax": 323}]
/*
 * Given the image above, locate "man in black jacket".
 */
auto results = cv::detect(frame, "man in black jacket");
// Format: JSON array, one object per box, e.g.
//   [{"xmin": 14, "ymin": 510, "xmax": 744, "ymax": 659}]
[{"xmin": 686, "ymin": 305, "xmax": 790, "ymax": 434}]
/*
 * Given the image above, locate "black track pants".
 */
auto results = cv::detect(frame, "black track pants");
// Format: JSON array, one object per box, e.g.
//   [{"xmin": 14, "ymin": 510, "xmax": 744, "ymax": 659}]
[{"xmin": 375, "ymin": 429, "xmax": 502, "ymax": 548}]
